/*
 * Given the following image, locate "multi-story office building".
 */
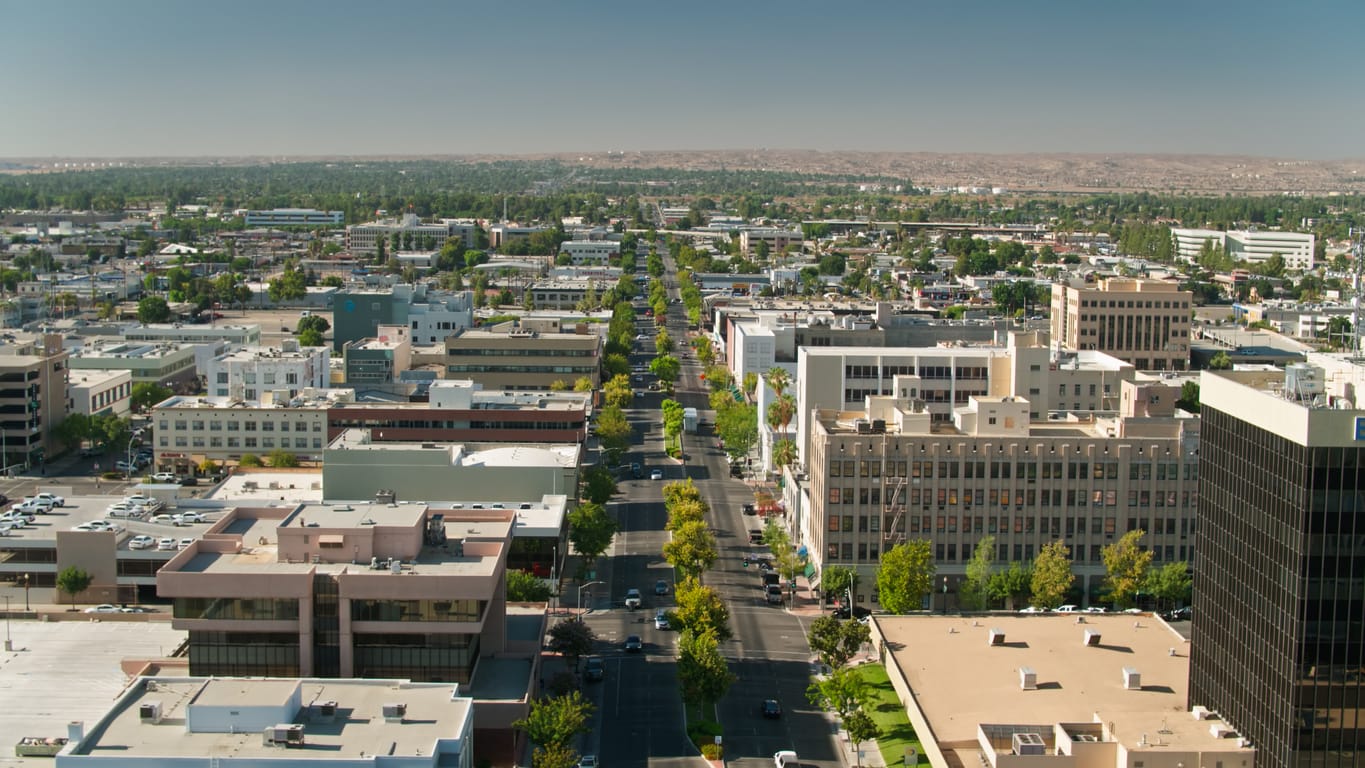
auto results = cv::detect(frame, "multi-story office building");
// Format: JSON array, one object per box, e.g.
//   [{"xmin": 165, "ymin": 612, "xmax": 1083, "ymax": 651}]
[
  {"xmin": 243, "ymin": 208, "xmax": 344, "ymax": 227},
  {"xmin": 738, "ymin": 228, "xmax": 802, "ymax": 255},
  {"xmin": 345, "ymin": 214, "xmax": 479, "ymax": 254},
  {"xmin": 803, "ymin": 377, "xmax": 1198, "ymax": 605},
  {"xmin": 0, "ymin": 334, "xmax": 69, "ymax": 470},
  {"xmin": 444, "ymin": 327, "xmax": 600, "ymax": 391},
  {"xmin": 69, "ymin": 341, "xmax": 198, "ymax": 386},
  {"xmin": 487, "ymin": 223, "xmax": 549, "ymax": 249},
  {"xmin": 1050, "ymin": 279, "xmax": 1193, "ymax": 370},
  {"xmin": 1191, "ymin": 359, "xmax": 1365, "ymax": 768},
  {"xmin": 1172, "ymin": 227, "xmax": 1316, "ymax": 271},
  {"xmin": 526, "ymin": 279, "xmax": 613, "ymax": 310},
  {"xmin": 332, "ymin": 285, "xmax": 474, "ymax": 350},
  {"xmin": 204, "ymin": 340, "xmax": 330, "ymax": 400},
  {"xmin": 157, "ymin": 501, "xmax": 520, "ymax": 683},
  {"xmin": 68, "ymin": 368, "xmax": 132, "ymax": 418},
  {"xmin": 151, "ymin": 389, "xmax": 345, "ymax": 471},
  {"xmin": 558, "ymin": 240, "xmax": 619, "ymax": 265},
  {"xmin": 122, "ymin": 322, "xmax": 262, "ymax": 346},
  {"xmin": 343, "ymin": 325, "xmax": 412, "ymax": 386},
  {"xmin": 327, "ymin": 380, "xmax": 589, "ymax": 444}
]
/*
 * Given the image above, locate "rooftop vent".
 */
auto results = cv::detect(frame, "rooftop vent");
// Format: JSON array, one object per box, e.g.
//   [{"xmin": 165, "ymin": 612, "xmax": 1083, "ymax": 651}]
[
  {"xmin": 1019, "ymin": 667, "xmax": 1037, "ymax": 690},
  {"xmin": 315, "ymin": 701, "xmax": 337, "ymax": 723},
  {"xmin": 1122, "ymin": 667, "xmax": 1141, "ymax": 690},
  {"xmin": 988, "ymin": 628, "xmax": 1006, "ymax": 646},
  {"xmin": 262, "ymin": 724, "xmax": 304, "ymax": 748},
  {"xmin": 1084, "ymin": 629, "xmax": 1103, "ymax": 647}
]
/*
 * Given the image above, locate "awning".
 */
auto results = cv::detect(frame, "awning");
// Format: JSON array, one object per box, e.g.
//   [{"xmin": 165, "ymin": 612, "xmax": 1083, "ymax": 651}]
[
  {"xmin": 318, "ymin": 535, "xmax": 345, "ymax": 546},
  {"xmin": 804, "ymin": 562, "xmax": 817, "ymax": 580}
]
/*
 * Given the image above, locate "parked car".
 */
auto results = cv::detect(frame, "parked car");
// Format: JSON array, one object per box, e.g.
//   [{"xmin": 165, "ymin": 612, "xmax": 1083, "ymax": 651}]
[
  {"xmin": 148, "ymin": 514, "xmax": 177, "ymax": 525},
  {"xmin": 1, "ymin": 516, "xmax": 29, "ymax": 529},
  {"xmin": 177, "ymin": 537, "xmax": 195, "ymax": 550},
  {"xmin": 649, "ymin": 469, "xmax": 664, "ymax": 481},
  {"xmin": 1018, "ymin": 606, "xmax": 1048, "ymax": 614},
  {"xmin": 654, "ymin": 609, "xmax": 670, "ymax": 630},
  {"xmin": 106, "ymin": 502, "xmax": 149, "ymax": 518},
  {"xmin": 173, "ymin": 512, "xmax": 206, "ymax": 525},
  {"xmin": 1055, "ymin": 604, "xmax": 1078, "ymax": 613},
  {"xmin": 761, "ymin": 699, "xmax": 783, "ymax": 719},
  {"xmin": 1082, "ymin": 606, "xmax": 1107, "ymax": 614},
  {"xmin": 15, "ymin": 497, "xmax": 55, "ymax": 514},
  {"xmin": 155, "ymin": 537, "xmax": 177, "ymax": 551},
  {"xmin": 151, "ymin": 472, "xmax": 177, "ymax": 483},
  {"xmin": 128, "ymin": 535, "xmax": 156, "ymax": 550},
  {"xmin": 124, "ymin": 496, "xmax": 163, "ymax": 512},
  {"xmin": 30, "ymin": 492, "xmax": 64, "ymax": 508},
  {"xmin": 114, "ymin": 460, "xmax": 137, "ymax": 472},
  {"xmin": 84, "ymin": 604, "xmax": 121, "ymax": 614},
  {"xmin": 0, "ymin": 510, "xmax": 35, "ymax": 524},
  {"xmin": 623, "ymin": 634, "xmax": 642, "ymax": 653},
  {"xmin": 178, "ymin": 476, "xmax": 199, "ymax": 486},
  {"xmin": 1164, "ymin": 606, "xmax": 1192, "ymax": 622},
  {"xmin": 742, "ymin": 503, "xmax": 756, "ymax": 516},
  {"xmin": 623, "ymin": 588, "xmax": 642, "ymax": 610}
]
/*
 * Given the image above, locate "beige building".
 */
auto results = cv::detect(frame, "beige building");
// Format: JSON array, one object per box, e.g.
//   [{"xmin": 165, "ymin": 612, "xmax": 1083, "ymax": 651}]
[
  {"xmin": 151, "ymin": 389, "xmax": 350, "ymax": 471},
  {"xmin": 444, "ymin": 327, "xmax": 600, "ymax": 390},
  {"xmin": 805, "ymin": 379, "xmax": 1198, "ymax": 606},
  {"xmin": 868, "ymin": 615, "xmax": 1254, "ymax": 768},
  {"xmin": 1051, "ymin": 279, "xmax": 1192, "ymax": 370},
  {"xmin": 68, "ymin": 368, "xmax": 132, "ymax": 418},
  {"xmin": 0, "ymin": 333, "xmax": 69, "ymax": 470}
]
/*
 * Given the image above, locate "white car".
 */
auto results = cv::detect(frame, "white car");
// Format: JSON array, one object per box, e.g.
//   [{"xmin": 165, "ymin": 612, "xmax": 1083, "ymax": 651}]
[
  {"xmin": 173, "ymin": 512, "xmax": 206, "ymax": 525},
  {"xmin": 650, "ymin": 469, "xmax": 664, "ymax": 481},
  {"xmin": 84, "ymin": 604, "xmax": 120, "ymax": 614},
  {"xmin": 128, "ymin": 535, "xmax": 156, "ymax": 550},
  {"xmin": 1, "ymin": 516, "xmax": 29, "ymax": 529},
  {"xmin": 106, "ymin": 502, "xmax": 149, "ymax": 518},
  {"xmin": 177, "ymin": 537, "xmax": 195, "ymax": 550},
  {"xmin": 124, "ymin": 496, "xmax": 163, "ymax": 512},
  {"xmin": 148, "ymin": 514, "xmax": 177, "ymax": 525},
  {"xmin": 1055, "ymin": 604, "xmax": 1078, "ymax": 613},
  {"xmin": 15, "ymin": 497, "xmax": 54, "ymax": 514},
  {"xmin": 1083, "ymin": 606, "xmax": 1108, "ymax": 614},
  {"xmin": 155, "ymin": 537, "xmax": 177, "ymax": 551},
  {"xmin": 74, "ymin": 521, "xmax": 120, "ymax": 532},
  {"xmin": 0, "ymin": 510, "xmax": 35, "ymax": 524},
  {"xmin": 151, "ymin": 473, "xmax": 177, "ymax": 483},
  {"xmin": 30, "ymin": 492, "xmax": 64, "ymax": 507}
]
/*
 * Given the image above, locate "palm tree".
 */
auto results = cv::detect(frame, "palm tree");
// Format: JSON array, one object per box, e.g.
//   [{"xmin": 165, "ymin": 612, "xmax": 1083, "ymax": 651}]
[
  {"xmin": 772, "ymin": 438, "xmax": 798, "ymax": 472},
  {"xmin": 766, "ymin": 367, "xmax": 790, "ymax": 399},
  {"xmin": 767, "ymin": 394, "xmax": 795, "ymax": 435}
]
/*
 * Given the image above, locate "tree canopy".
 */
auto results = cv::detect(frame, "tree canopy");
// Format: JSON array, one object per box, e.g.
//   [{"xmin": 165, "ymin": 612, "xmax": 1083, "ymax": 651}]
[{"xmin": 876, "ymin": 539, "xmax": 935, "ymax": 614}]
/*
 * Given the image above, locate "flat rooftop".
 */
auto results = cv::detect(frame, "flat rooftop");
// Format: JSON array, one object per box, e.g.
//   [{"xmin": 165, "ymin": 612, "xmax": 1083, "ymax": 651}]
[
  {"xmin": 77, "ymin": 677, "xmax": 470, "ymax": 760},
  {"xmin": 876, "ymin": 615, "xmax": 1249, "ymax": 762}
]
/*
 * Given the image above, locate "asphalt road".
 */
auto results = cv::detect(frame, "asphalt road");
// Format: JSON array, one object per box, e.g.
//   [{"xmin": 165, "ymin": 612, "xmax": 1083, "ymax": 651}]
[{"xmin": 573, "ymin": 246, "xmax": 842, "ymax": 768}]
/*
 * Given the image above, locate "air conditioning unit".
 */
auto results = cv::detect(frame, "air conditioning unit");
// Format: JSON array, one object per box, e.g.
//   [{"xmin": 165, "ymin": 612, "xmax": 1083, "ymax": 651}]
[
  {"xmin": 1084, "ymin": 630, "xmax": 1102, "ymax": 647},
  {"xmin": 1019, "ymin": 667, "xmax": 1037, "ymax": 690},
  {"xmin": 262, "ymin": 724, "xmax": 304, "ymax": 748},
  {"xmin": 138, "ymin": 702, "xmax": 163, "ymax": 724},
  {"xmin": 315, "ymin": 701, "xmax": 337, "ymax": 723},
  {"xmin": 382, "ymin": 703, "xmax": 407, "ymax": 722},
  {"xmin": 988, "ymin": 628, "xmax": 1006, "ymax": 646},
  {"xmin": 1122, "ymin": 667, "xmax": 1142, "ymax": 690},
  {"xmin": 1013, "ymin": 733, "xmax": 1046, "ymax": 756}
]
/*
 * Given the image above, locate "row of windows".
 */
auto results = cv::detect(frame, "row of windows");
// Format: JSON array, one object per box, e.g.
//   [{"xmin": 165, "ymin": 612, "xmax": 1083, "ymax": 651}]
[
  {"xmin": 175, "ymin": 597, "xmax": 300, "ymax": 621},
  {"xmin": 1078, "ymin": 299, "xmax": 1190, "ymax": 310},
  {"xmin": 351, "ymin": 599, "xmax": 483, "ymax": 623},
  {"xmin": 446, "ymin": 365, "xmax": 595, "ymax": 374},
  {"xmin": 843, "ymin": 387, "xmax": 985, "ymax": 403},
  {"xmin": 826, "ymin": 540, "xmax": 1192, "ymax": 565},
  {"xmin": 161, "ymin": 419, "xmax": 324, "ymax": 433},
  {"xmin": 167, "ymin": 436, "xmax": 322, "ymax": 449},
  {"xmin": 829, "ymin": 486, "xmax": 1199, "ymax": 509},
  {"xmin": 447, "ymin": 348, "xmax": 596, "ymax": 358},
  {"xmin": 845, "ymin": 364, "xmax": 989, "ymax": 380},
  {"xmin": 828, "ymin": 513, "xmax": 1195, "ymax": 537},
  {"xmin": 832, "ymin": 459, "xmax": 1198, "ymax": 481},
  {"xmin": 216, "ymin": 371, "xmax": 304, "ymax": 385}
]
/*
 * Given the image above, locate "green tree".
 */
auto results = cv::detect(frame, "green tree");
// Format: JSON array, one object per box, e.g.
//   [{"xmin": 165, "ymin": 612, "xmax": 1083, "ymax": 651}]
[
  {"xmin": 507, "ymin": 569, "xmax": 553, "ymax": 602},
  {"xmin": 567, "ymin": 502, "xmax": 618, "ymax": 567},
  {"xmin": 573, "ymin": 377, "xmax": 594, "ymax": 392},
  {"xmin": 267, "ymin": 449, "xmax": 299, "ymax": 468},
  {"xmin": 650, "ymin": 354, "xmax": 681, "ymax": 389},
  {"xmin": 1030, "ymin": 540, "xmax": 1075, "ymax": 610},
  {"xmin": 672, "ymin": 577, "xmax": 732, "ymax": 642},
  {"xmin": 579, "ymin": 464, "xmax": 617, "ymax": 505},
  {"xmin": 988, "ymin": 561, "xmax": 1033, "ymax": 610},
  {"xmin": 297, "ymin": 314, "xmax": 330, "ymax": 336},
  {"xmin": 603, "ymin": 374, "xmax": 633, "ymax": 409},
  {"xmin": 876, "ymin": 539, "xmax": 935, "ymax": 614},
  {"xmin": 131, "ymin": 382, "xmax": 173, "ymax": 413},
  {"xmin": 136, "ymin": 295, "xmax": 171, "ymax": 323},
  {"xmin": 807, "ymin": 666, "xmax": 868, "ymax": 721},
  {"xmin": 56, "ymin": 566, "xmax": 93, "ymax": 609},
  {"xmin": 513, "ymin": 689, "xmax": 594, "ymax": 750},
  {"xmin": 1102, "ymin": 529, "xmax": 1154, "ymax": 608},
  {"xmin": 676, "ymin": 627, "xmax": 736, "ymax": 708},
  {"xmin": 531, "ymin": 743, "xmax": 579, "ymax": 768},
  {"xmin": 593, "ymin": 406, "xmax": 632, "ymax": 462},
  {"xmin": 1208, "ymin": 350, "xmax": 1233, "ymax": 370},
  {"xmin": 807, "ymin": 615, "xmax": 871, "ymax": 669},
  {"xmin": 844, "ymin": 709, "xmax": 881, "ymax": 768},
  {"xmin": 54, "ymin": 413, "xmax": 93, "ymax": 450},
  {"xmin": 238, "ymin": 453, "xmax": 262, "ymax": 467},
  {"xmin": 1176, "ymin": 381, "xmax": 1201, "ymax": 413},
  {"xmin": 772, "ymin": 438, "xmax": 798, "ymax": 472},
  {"xmin": 1143, "ymin": 561, "xmax": 1192, "ymax": 611},
  {"xmin": 716, "ymin": 402, "xmax": 757, "ymax": 461},
  {"xmin": 549, "ymin": 380, "xmax": 569, "ymax": 392},
  {"xmin": 546, "ymin": 618, "xmax": 596, "ymax": 671},
  {"xmin": 298, "ymin": 328, "xmax": 324, "ymax": 347},
  {"xmin": 663, "ymin": 519, "xmax": 718, "ymax": 580},
  {"xmin": 961, "ymin": 535, "xmax": 996, "ymax": 611}
]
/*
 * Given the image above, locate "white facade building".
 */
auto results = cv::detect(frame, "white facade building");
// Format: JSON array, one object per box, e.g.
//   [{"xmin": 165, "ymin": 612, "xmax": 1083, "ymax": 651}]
[
  {"xmin": 1172, "ymin": 227, "xmax": 1316, "ymax": 270},
  {"xmin": 558, "ymin": 240, "xmax": 620, "ymax": 265},
  {"xmin": 204, "ymin": 340, "xmax": 330, "ymax": 400},
  {"xmin": 68, "ymin": 369, "xmax": 132, "ymax": 418}
]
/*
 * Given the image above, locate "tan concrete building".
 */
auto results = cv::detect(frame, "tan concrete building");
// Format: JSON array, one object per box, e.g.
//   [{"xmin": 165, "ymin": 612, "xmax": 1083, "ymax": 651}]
[
  {"xmin": 868, "ymin": 615, "xmax": 1254, "ymax": 768},
  {"xmin": 805, "ymin": 379, "xmax": 1199, "ymax": 606},
  {"xmin": 151, "ymin": 389, "xmax": 348, "ymax": 471},
  {"xmin": 1051, "ymin": 279, "xmax": 1192, "ymax": 370},
  {"xmin": 0, "ymin": 333, "xmax": 69, "ymax": 470},
  {"xmin": 444, "ymin": 327, "xmax": 600, "ymax": 391}
]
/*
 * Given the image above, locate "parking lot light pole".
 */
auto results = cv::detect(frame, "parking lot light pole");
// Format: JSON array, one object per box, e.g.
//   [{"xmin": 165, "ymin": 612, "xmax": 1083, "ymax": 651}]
[{"xmin": 4, "ymin": 595, "xmax": 11, "ymax": 652}]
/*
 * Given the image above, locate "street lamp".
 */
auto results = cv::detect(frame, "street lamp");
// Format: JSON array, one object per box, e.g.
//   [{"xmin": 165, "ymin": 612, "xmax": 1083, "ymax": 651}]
[
  {"xmin": 3, "ymin": 595, "xmax": 10, "ymax": 652},
  {"xmin": 941, "ymin": 576, "xmax": 948, "ymax": 615},
  {"xmin": 577, "ymin": 580, "xmax": 603, "ymax": 615}
]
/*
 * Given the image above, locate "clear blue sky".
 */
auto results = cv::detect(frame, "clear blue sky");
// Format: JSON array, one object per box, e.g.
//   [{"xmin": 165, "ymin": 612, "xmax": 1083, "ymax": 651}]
[{"xmin": 5, "ymin": 0, "xmax": 1361, "ymax": 159}]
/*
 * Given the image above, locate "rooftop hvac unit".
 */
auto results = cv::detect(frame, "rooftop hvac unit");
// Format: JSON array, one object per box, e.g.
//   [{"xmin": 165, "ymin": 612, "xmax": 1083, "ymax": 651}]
[
  {"xmin": 871, "ymin": 419, "xmax": 886, "ymax": 433},
  {"xmin": 138, "ymin": 702, "xmax": 163, "ymax": 724},
  {"xmin": 1019, "ymin": 667, "xmax": 1038, "ymax": 690},
  {"xmin": 1191, "ymin": 706, "xmax": 1212, "ymax": 721},
  {"xmin": 315, "ymin": 701, "xmax": 337, "ymax": 723},
  {"xmin": 382, "ymin": 703, "xmax": 407, "ymax": 722},
  {"xmin": 262, "ymin": 724, "xmax": 304, "ymax": 748},
  {"xmin": 988, "ymin": 628, "xmax": 1006, "ymax": 646},
  {"xmin": 1084, "ymin": 629, "xmax": 1103, "ymax": 647},
  {"xmin": 449, "ymin": 537, "xmax": 464, "ymax": 557},
  {"xmin": 1122, "ymin": 667, "xmax": 1142, "ymax": 690},
  {"xmin": 855, "ymin": 420, "xmax": 872, "ymax": 434},
  {"xmin": 1013, "ymin": 733, "xmax": 1046, "ymax": 756}
]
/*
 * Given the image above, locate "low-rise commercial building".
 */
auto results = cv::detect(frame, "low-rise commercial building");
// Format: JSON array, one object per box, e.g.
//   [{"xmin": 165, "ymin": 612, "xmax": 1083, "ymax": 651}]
[
  {"xmin": 68, "ymin": 368, "xmax": 132, "ymax": 418},
  {"xmin": 59, "ymin": 675, "xmax": 473, "ymax": 768},
  {"xmin": 327, "ymin": 380, "xmax": 589, "ymax": 444},
  {"xmin": 205, "ymin": 340, "xmax": 330, "ymax": 400},
  {"xmin": 738, "ymin": 227, "xmax": 802, "ymax": 255},
  {"xmin": 526, "ymin": 279, "xmax": 614, "ymax": 310},
  {"xmin": 152, "ymin": 389, "xmax": 350, "ymax": 471},
  {"xmin": 444, "ymin": 327, "xmax": 600, "ymax": 391},
  {"xmin": 243, "ymin": 208, "xmax": 344, "ymax": 227},
  {"xmin": 346, "ymin": 213, "xmax": 479, "ymax": 254},
  {"xmin": 344, "ymin": 324, "xmax": 413, "ymax": 386},
  {"xmin": 1173, "ymin": 226, "xmax": 1315, "ymax": 270},
  {"xmin": 69, "ymin": 341, "xmax": 198, "ymax": 386},
  {"xmin": 122, "ymin": 322, "xmax": 262, "ymax": 346},
  {"xmin": 0, "ymin": 334, "xmax": 68, "ymax": 471},
  {"xmin": 557, "ymin": 240, "xmax": 619, "ymax": 265}
]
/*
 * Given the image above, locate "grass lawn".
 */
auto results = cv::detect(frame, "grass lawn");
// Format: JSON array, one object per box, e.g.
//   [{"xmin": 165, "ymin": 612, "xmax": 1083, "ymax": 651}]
[{"xmin": 851, "ymin": 664, "xmax": 924, "ymax": 767}]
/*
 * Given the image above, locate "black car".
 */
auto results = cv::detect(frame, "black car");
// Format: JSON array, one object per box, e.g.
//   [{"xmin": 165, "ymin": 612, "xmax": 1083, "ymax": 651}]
[
  {"xmin": 742, "ymin": 503, "xmax": 756, "ymax": 516},
  {"xmin": 831, "ymin": 604, "xmax": 872, "ymax": 620},
  {"xmin": 623, "ymin": 634, "xmax": 643, "ymax": 653},
  {"xmin": 761, "ymin": 699, "xmax": 782, "ymax": 719},
  {"xmin": 584, "ymin": 656, "xmax": 604, "ymax": 682},
  {"xmin": 729, "ymin": 465, "xmax": 744, "ymax": 478}
]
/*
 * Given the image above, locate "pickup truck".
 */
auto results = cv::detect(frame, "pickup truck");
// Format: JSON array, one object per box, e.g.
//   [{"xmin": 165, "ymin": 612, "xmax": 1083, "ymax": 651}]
[
  {"xmin": 14, "ymin": 497, "xmax": 55, "ymax": 514},
  {"xmin": 623, "ymin": 588, "xmax": 642, "ymax": 610}
]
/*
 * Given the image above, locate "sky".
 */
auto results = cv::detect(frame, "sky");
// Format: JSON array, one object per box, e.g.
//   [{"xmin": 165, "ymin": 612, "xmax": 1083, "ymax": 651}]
[{"xmin": 4, "ymin": 0, "xmax": 1363, "ymax": 159}]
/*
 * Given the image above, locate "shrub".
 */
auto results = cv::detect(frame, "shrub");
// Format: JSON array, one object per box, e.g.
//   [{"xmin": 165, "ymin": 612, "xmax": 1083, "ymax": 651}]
[
  {"xmin": 239, "ymin": 454, "xmax": 262, "ymax": 467},
  {"xmin": 701, "ymin": 743, "xmax": 723, "ymax": 760},
  {"xmin": 687, "ymin": 719, "xmax": 723, "ymax": 749}
]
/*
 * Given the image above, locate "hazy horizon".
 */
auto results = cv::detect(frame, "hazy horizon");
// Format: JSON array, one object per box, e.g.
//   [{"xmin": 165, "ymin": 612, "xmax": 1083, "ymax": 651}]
[{"xmin": 6, "ymin": 0, "xmax": 1362, "ymax": 160}]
